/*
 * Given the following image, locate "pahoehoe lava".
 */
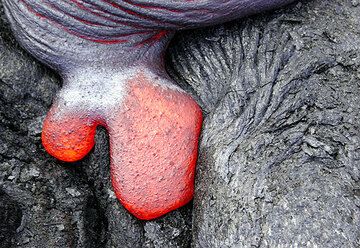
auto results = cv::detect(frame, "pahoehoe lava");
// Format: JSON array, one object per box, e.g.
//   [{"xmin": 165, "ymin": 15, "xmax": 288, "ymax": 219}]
[{"xmin": 3, "ymin": 0, "xmax": 296, "ymax": 220}]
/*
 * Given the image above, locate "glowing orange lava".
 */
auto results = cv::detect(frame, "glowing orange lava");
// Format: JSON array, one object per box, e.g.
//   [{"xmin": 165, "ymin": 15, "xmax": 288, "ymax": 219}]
[{"xmin": 41, "ymin": 73, "xmax": 202, "ymax": 220}]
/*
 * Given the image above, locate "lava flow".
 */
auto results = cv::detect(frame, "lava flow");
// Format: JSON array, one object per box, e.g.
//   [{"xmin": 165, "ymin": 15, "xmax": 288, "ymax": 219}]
[{"xmin": 4, "ymin": 0, "xmax": 296, "ymax": 219}]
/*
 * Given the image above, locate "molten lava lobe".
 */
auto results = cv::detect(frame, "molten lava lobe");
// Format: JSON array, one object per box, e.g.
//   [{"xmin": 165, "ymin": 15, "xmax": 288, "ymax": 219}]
[
  {"xmin": 42, "ymin": 109, "xmax": 98, "ymax": 162},
  {"xmin": 107, "ymin": 75, "xmax": 202, "ymax": 220},
  {"xmin": 41, "ymin": 71, "xmax": 202, "ymax": 219}
]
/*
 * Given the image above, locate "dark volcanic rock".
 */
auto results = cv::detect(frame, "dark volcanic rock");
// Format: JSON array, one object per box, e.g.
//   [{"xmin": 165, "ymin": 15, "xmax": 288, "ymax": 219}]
[
  {"xmin": 167, "ymin": 0, "xmax": 360, "ymax": 247},
  {"xmin": 1, "ymin": 0, "xmax": 360, "ymax": 247}
]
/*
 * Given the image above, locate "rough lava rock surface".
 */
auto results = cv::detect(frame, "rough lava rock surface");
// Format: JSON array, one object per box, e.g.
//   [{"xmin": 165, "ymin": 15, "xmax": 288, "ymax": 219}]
[{"xmin": 1, "ymin": 0, "xmax": 360, "ymax": 247}]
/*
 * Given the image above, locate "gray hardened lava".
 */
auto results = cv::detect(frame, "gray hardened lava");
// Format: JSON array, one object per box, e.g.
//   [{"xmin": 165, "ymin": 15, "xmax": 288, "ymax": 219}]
[
  {"xmin": 167, "ymin": 0, "xmax": 360, "ymax": 247},
  {"xmin": 1, "ymin": 0, "xmax": 360, "ymax": 247},
  {"xmin": 0, "ymin": 189, "xmax": 22, "ymax": 247}
]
